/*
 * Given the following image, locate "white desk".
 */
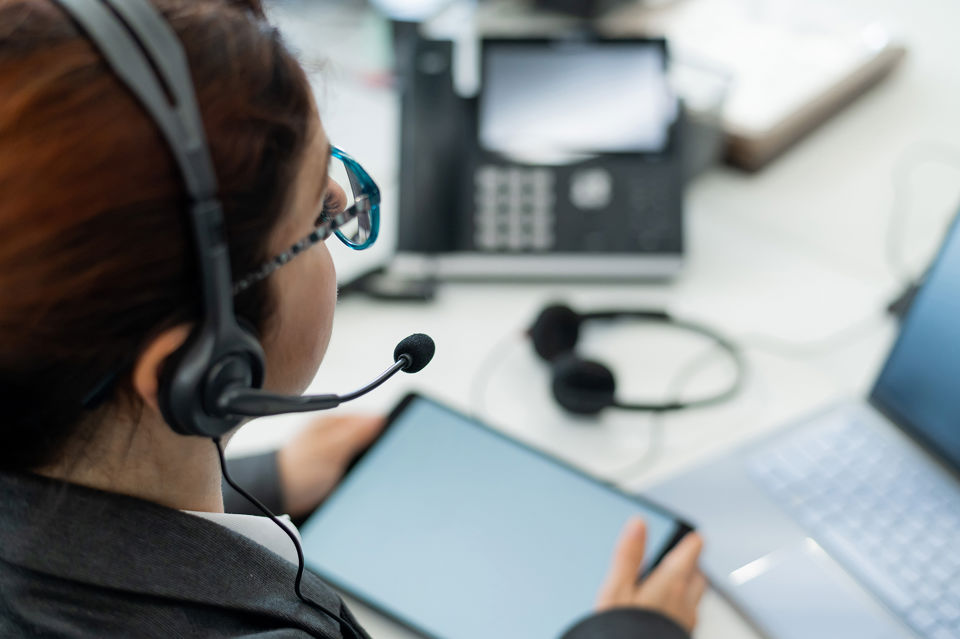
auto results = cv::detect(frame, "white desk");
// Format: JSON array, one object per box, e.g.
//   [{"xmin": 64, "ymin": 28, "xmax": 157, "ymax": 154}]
[{"xmin": 233, "ymin": 1, "xmax": 960, "ymax": 636}]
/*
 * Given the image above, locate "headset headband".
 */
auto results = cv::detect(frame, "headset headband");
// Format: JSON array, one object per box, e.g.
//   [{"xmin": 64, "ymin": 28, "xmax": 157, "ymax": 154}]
[
  {"xmin": 52, "ymin": 0, "xmax": 235, "ymax": 332},
  {"xmin": 51, "ymin": 0, "xmax": 266, "ymax": 437}
]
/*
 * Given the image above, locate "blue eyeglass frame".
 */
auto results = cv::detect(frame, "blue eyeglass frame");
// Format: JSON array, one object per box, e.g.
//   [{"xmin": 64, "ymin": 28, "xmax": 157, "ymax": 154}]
[
  {"xmin": 233, "ymin": 146, "xmax": 380, "ymax": 295},
  {"xmin": 331, "ymin": 146, "xmax": 380, "ymax": 249}
]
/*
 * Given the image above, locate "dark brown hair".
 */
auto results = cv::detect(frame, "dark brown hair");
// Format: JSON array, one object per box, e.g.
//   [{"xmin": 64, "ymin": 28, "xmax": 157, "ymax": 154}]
[{"xmin": 0, "ymin": 0, "xmax": 314, "ymax": 470}]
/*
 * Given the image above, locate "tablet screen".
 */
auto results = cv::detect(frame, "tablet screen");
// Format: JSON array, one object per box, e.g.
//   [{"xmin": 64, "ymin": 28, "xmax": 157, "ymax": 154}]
[{"xmin": 300, "ymin": 394, "xmax": 688, "ymax": 639}]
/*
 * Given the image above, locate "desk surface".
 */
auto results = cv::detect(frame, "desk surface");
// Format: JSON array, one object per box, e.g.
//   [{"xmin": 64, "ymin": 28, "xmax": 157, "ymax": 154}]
[{"xmin": 232, "ymin": 1, "xmax": 960, "ymax": 636}]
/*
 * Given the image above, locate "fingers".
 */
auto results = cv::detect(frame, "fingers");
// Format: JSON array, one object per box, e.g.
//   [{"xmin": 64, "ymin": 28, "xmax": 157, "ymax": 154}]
[
  {"xmin": 597, "ymin": 518, "xmax": 647, "ymax": 607},
  {"xmin": 595, "ymin": 526, "xmax": 706, "ymax": 634},
  {"xmin": 610, "ymin": 518, "xmax": 648, "ymax": 586},
  {"xmin": 645, "ymin": 532, "xmax": 704, "ymax": 589}
]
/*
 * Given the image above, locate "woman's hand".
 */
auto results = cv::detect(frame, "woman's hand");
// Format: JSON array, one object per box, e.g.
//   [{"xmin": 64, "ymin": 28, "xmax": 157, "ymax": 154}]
[
  {"xmin": 595, "ymin": 518, "xmax": 707, "ymax": 634},
  {"xmin": 276, "ymin": 414, "xmax": 385, "ymax": 518}
]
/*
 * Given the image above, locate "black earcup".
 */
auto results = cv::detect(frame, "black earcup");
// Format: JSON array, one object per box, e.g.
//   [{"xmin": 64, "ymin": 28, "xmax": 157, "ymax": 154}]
[
  {"xmin": 529, "ymin": 304, "xmax": 582, "ymax": 361},
  {"xmin": 551, "ymin": 355, "xmax": 616, "ymax": 415},
  {"xmin": 157, "ymin": 335, "xmax": 192, "ymax": 432},
  {"xmin": 158, "ymin": 324, "xmax": 265, "ymax": 437}
]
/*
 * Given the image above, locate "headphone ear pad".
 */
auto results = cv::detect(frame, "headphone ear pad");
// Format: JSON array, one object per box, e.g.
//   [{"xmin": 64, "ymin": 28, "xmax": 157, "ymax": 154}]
[
  {"xmin": 529, "ymin": 304, "xmax": 582, "ymax": 361},
  {"xmin": 156, "ymin": 323, "xmax": 265, "ymax": 437},
  {"xmin": 551, "ymin": 355, "xmax": 616, "ymax": 416},
  {"xmin": 156, "ymin": 334, "xmax": 195, "ymax": 434}
]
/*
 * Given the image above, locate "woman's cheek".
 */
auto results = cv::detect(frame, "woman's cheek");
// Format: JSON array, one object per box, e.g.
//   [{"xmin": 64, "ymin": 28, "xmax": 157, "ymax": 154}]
[
  {"xmin": 311, "ymin": 242, "xmax": 338, "ymax": 366},
  {"xmin": 263, "ymin": 242, "xmax": 338, "ymax": 394}
]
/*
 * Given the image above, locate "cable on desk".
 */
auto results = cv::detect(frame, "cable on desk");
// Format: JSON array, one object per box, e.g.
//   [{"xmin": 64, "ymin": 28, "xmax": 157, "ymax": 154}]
[
  {"xmin": 735, "ymin": 148, "xmax": 960, "ymax": 355},
  {"xmin": 604, "ymin": 343, "xmax": 739, "ymax": 486},
  {"xmin": 884, "ymin": 141, "xmax": 960, "ymax": 287},
  {"xmin": 469, "ymin": 329, "xmax": 527, "ymax": 422},
  {"xmin": 733, "ymin": 306, "xmax": 891, "ymax": 359},
  {"xmin": 745, "ymin": 139, "xmax": 960, "ymax": 357}
]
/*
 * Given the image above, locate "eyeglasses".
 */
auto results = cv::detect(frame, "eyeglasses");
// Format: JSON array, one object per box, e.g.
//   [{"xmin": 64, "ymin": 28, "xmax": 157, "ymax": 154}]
[{"xmin": 233, "ymin": 146, "xmax": 380, "ymax": 295}]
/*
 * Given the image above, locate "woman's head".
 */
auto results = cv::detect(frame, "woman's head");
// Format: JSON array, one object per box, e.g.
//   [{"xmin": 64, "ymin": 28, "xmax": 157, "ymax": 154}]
[{"xmin": 0, "ymin": 0, "xmax": 338, "ymax": 471}]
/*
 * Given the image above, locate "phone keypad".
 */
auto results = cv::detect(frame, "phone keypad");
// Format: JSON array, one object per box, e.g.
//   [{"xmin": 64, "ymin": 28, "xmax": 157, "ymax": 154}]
[{"xmin": 473, "ymin": 166, "xmax": 555, "ymax": 251}]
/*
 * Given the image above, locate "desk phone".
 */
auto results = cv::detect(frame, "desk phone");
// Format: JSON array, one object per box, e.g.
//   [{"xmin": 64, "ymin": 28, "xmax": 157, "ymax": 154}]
[{"xmin": 396, "ymin": 33, "xmax": 685, "ymax": 279}]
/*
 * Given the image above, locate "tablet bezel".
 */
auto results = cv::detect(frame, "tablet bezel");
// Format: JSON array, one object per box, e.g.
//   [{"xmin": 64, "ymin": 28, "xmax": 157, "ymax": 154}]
[{"xmin": 305, "ymin": 392, "xmax": 695, "ymax": 638}]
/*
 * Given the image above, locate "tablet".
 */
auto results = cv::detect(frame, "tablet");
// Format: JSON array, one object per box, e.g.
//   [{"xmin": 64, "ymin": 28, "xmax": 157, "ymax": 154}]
[{"xmin": 300, "ymin": 394, "xmax": 692, "ymax": 639}]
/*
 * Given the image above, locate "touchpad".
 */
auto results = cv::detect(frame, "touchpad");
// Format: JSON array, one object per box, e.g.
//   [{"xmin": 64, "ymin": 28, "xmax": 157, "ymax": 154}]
[{"xmin": 727, "ymin": 540, "xmax": 910, "ymax": 639}]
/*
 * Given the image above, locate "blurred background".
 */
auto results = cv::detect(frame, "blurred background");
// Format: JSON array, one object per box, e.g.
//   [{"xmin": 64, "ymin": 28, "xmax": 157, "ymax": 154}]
[{"xmin": 229, "ymin": 1, "xmax": 960, "ymax": 637}]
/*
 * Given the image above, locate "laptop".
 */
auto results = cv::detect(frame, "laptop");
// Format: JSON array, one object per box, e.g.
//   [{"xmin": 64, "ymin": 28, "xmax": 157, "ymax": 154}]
[{"xmin": 646, "ymin": 213, "xmax": 960, "ymax": 639}]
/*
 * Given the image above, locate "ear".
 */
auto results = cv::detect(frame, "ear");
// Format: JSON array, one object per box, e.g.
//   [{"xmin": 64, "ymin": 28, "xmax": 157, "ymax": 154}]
[{"xmin": 131, "ymin": 325, "xmax": 192, "ymax": 413}]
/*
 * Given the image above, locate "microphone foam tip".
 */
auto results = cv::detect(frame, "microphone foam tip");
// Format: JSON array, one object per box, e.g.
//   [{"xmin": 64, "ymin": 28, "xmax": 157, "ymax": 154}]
[{"xmin": 395, "ymin": 333, "xmax": 435, "ymax": 373}]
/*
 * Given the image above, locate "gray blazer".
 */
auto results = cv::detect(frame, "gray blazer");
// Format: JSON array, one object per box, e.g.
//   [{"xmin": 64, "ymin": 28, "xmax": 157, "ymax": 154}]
[{"xmin": 0, "ymin": 462, "xmax": 687, "ymax": 639}]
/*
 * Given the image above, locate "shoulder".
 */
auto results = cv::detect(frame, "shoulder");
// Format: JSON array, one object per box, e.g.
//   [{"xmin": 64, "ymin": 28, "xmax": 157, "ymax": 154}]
[
  {"xmin": 0, "ymin": 470, "xmax": 350, "ymax": 638},
  {"xmin": 0, "ymin": 558, "xmax": 339, "ymax": 639}
]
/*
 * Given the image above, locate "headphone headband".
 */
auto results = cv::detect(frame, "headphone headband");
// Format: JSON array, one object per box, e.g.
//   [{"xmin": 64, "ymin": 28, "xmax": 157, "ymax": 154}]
[
  {"xmin": 54, "ymin": 0, "xmax": 219, "ymax": 199},
  {"xmin": 51, "ymin": 0, "xmax": 265, "ymax": 436},
  {"xmin": 579, "ymin": 310, "xmax": 673, "ymax": 322}
]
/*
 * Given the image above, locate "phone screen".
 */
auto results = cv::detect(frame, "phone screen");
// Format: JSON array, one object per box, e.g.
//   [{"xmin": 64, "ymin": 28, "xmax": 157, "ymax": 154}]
[
  {"xmin": 479, "ymin": 40, "xmax": 676, "ymax": 155},
  {"xmin": 299, "ymin": 394, "xmax": 690, "ymax": 639}
]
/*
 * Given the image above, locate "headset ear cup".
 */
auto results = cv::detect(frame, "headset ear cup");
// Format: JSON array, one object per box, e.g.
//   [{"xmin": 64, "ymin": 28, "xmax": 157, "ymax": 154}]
[
  {"xmin": 551, "ymin": 355, "xmax": 616, "ymax": 416},
  {"xmin": 157, "ymin": 324, "xmax": 266, "ymax": 437},
  {"xmin": 529, "ymin": 304, "xmax": 582, "ymax": 361},
  {"xmin": 156, "ymin": 335, "xmax": 194, "ymax": 434}
]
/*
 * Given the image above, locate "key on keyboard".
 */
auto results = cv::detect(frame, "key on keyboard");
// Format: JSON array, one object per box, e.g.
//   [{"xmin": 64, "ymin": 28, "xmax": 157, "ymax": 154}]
[{"xmin": 748, "ymin": 416, "xmax": 960, "ymax": 639}]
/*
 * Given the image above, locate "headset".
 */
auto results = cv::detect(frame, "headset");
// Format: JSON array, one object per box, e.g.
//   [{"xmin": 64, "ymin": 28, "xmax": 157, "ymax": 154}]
[
  {"xmin": 48, "ymin": 2, "xmax": 433, "ymax": 636},
  {"xmin": 529, "ymin": 303, "xmax": 746, "ymax": 415}
]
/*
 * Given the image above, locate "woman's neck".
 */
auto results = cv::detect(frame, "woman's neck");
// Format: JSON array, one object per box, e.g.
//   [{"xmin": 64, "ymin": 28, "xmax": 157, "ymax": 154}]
[{"xmin": 36, "ymin": 410, "xmax": 226, "ymax": 513}]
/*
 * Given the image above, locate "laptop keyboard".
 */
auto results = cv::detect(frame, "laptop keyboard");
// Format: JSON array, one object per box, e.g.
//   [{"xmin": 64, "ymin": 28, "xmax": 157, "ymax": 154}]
[{"xmin": 748, "ymin": 415, "xmax": 960, "ymax": 639}]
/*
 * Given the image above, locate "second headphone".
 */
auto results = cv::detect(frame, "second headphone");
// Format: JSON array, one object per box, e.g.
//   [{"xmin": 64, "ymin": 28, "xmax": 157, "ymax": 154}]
[{"xmin": 528, "ymin": 303, "xmax": 746, "ymax": 416}]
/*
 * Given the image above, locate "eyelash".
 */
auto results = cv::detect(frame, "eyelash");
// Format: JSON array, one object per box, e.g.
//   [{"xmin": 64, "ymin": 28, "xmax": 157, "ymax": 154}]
[{"xmin": 315, "ymin": 192, "xmax": 340, "ymax": 226}]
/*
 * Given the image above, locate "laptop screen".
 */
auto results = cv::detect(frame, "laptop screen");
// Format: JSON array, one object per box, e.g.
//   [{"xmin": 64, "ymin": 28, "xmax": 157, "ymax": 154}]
[{"xmin": 871, "ymin": 212, "xmax": 960, "ymax": 474}]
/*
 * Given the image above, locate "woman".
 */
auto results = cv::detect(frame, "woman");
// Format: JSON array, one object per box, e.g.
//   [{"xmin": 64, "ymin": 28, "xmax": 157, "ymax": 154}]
[{"xmin": 0, "ymin": 0, "xmax": 705, "ymax": 637}]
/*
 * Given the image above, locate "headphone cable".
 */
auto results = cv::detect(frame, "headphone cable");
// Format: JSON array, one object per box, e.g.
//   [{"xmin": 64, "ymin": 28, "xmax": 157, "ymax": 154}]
[{"xmin": 213, "ymin": 438, "xmax": 362, "ymax": 639}]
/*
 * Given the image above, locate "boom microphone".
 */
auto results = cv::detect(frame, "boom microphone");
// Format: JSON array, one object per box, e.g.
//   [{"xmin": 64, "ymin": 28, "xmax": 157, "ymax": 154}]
[
  {"xmin": 217, "ymin": 334, "xmax": 435, "ymax": 418},
  {"xmin": 394, "ymin": 333, "xmax": 435, "ymax": 373}
]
